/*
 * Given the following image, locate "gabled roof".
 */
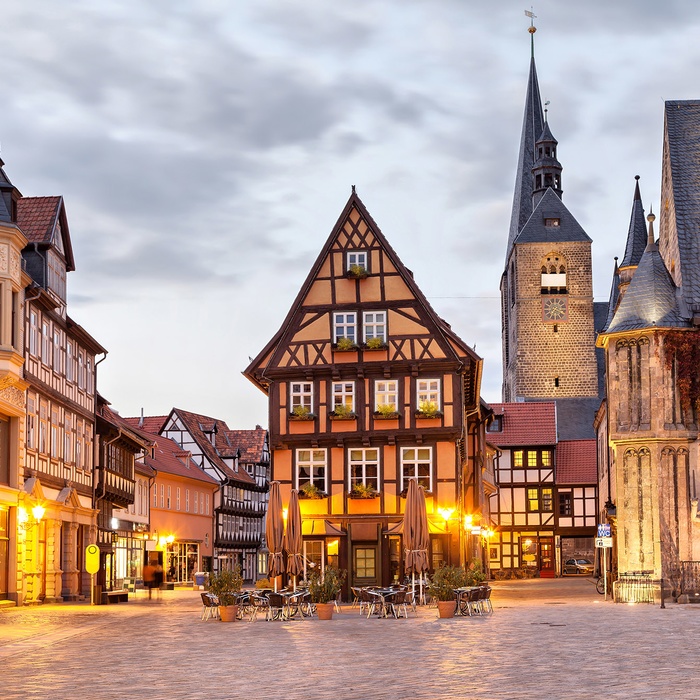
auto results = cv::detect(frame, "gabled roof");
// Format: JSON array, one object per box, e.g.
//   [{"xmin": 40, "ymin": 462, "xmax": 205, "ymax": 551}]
[
  {"xmin": 17, "ymin": 196, "xmax": 75, "ymax": 271},
  {"xmin": 556, "ymin": 440, "xmax": 597, "ymax": 484},
  {"xmin": 141, "ymin": 433, "xmax": 218, "ymax": 486},
  {"xmin": 661, "ymin": 100, "xmax": 700, "ymax": 314},
  {"xmin": 620, "ymin": 177, "xmax": 647, "ymax": 269},
  {"xmin": 124, "ymin": 415, "xmax": 168, "ymax": 435},
  {"xmin": 226, "ymin": 427, "xmax": 268, "ymax": 464},
  {"xmin": 514, "ymin": 187, "xmax": 591, "ymax": 246},
  {"xmin": 506, "ymin": 53, "xmax": 545, "ymax": 264},
  {"xmin": 244, "ymin": 189, "xmax": 482, "ymax": 408},
  {"xmin": 606, "ymin": 229, "xmax": 687, "ymax": 333},
  {"xmin": 487, "ymin": 402, "xmax": 557, "ymax": 447},
  {"xmin": 97, "ymin": 402, "xmax": 155, "ymax": 452},
  {"xmin": 169, "ymin": 408, "xmax": 256, "ymax": 486}
]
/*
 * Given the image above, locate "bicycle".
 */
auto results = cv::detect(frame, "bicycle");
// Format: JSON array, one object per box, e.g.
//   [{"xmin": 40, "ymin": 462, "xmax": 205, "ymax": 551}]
[{"xmin": 596, "ymin": 571, "xmax": 614, "ymax": 595}]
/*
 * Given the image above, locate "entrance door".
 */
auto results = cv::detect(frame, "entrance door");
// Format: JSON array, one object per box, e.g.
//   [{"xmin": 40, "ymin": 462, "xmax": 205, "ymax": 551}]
[
  {"xmin": 352, "ymin": 544, "xmax": 378, "ymax": 587},
  {"xmin": 539, "ymin": 537, "xmax": 555, "ymax": 576}
]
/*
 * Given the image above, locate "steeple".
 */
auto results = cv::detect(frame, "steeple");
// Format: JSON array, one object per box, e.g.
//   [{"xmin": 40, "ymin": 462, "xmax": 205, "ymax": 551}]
[
  {"xmin": 618, "ymin": 176, "xmax": 647, "ymax": 299},
  {"xmin": 602, "ymin": 257, "xmax": 620, "ymax": 332},
  {"xmin": 505, "ymin": 23, "xmax": 545, "ymax": 264},
  {"xmin": 531, "ymin": 117, "xmax": 563, "ymax": 208}
]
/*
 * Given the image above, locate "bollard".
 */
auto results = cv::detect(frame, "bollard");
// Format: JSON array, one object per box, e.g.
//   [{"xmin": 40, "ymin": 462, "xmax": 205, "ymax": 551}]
[{"xmin": 660, "ymin": 578, "xmax": 665, "ymax": 609}]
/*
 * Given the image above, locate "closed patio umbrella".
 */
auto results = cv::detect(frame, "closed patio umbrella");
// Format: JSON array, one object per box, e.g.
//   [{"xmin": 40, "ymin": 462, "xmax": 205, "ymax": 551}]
[
  {"xmin": 403, "ymin": 478, "xmax": 430, "ymax": 603},
  {"xmin": 286, "ymin": 489, "xmax": 304, "ymax": 589},
  {"xmin": 266, "ymin": 481, "xmax": 285, "ymax": 592}
]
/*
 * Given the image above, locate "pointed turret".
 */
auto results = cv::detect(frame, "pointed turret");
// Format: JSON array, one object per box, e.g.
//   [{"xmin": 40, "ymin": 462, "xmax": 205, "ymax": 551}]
[
  {"xmin": 531, "ymin": 118, "xmax": 563, "ymax": 208},
  {"xmin": 602, "ymin": 258, "xmax": 620, "ymax": 332},
  {"xmin": 0, "ymin": 157, "xmax": 21, "ymax": 223},
  {"xmin": 606, "ymin": 212, "xmax": 686, "ymax": 333},
  {"xmin": 505, "ymin": 34, "xmax": 545, "ymax": 264},
  {"xmin": 616, "ymin": 176, "xmax": 647, "ymax": 304}
]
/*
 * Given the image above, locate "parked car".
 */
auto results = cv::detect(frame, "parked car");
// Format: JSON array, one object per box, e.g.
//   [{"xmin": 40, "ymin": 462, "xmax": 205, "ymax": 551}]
[{"xmin": 563, "ymin": 558, "xmax": 594, "ymax": 575}]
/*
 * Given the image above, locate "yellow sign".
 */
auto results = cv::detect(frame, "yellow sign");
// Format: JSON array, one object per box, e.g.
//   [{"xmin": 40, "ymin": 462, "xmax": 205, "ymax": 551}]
[{"xmin": 85, "ymin": 544, "xmax": 100, "ymax": 574}]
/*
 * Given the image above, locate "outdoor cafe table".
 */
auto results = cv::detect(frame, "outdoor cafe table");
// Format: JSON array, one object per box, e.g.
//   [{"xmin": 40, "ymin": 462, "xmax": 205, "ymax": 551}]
[
  {"xmin": 453, "ymin": 587, "xmax": 479, "ymax": 616},
  {"xmin": 367, "ymin": 588, "xmax": 401, "ymax": 618}
]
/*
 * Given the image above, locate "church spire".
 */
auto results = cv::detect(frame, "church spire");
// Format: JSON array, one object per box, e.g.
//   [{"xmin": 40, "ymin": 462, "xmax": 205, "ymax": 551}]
[
  {"xmin": 505, "ymin": 18, "xmax": 545, "ymax": 265},
  {"xmin": 531, "ymin": 115, "xmax": 563, "ymax": 207},
  {"xmin": 617, "ymin": 176, "xmax": 647, "ymax": 300}
]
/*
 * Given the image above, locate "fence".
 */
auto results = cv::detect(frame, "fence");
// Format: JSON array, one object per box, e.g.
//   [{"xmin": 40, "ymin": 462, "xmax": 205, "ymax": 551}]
[
  {"xmin": 679, "ymin": 561, "xmax": 700, "ymax": 596},
  {"xmin": 614, "ymin": 571, "xmax": 655, "ymax": 604}
]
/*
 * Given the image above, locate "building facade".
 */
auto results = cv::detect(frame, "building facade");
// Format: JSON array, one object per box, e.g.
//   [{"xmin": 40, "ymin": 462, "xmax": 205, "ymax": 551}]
[{"xmin": 245, "ymin": 189, "xmax": 493, "ymax": 595}]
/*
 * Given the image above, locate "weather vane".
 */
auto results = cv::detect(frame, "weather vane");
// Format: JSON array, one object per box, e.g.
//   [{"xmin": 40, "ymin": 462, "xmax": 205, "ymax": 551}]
[{"xmin": 525, "ymin": 8, "xmax": 537, "ymax": 56}]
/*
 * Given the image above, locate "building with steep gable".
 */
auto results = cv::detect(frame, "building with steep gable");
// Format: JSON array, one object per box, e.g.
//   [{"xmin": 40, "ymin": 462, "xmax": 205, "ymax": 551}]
[{"xmin": 245, "ymin": 189, "xmax": 494, "ymax": 594}]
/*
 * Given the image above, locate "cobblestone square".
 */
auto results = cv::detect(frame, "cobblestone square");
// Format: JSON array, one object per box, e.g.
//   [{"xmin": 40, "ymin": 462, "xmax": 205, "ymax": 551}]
[{"xmin": 2, "ymin": 579, "xmax": 698, "ymax": 700}]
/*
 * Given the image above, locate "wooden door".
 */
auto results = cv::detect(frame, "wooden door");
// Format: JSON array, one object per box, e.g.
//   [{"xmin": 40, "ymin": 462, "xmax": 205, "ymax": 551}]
[{"xmin": 539, "ymin": 537, "xmax": 554, "ymax": 574}]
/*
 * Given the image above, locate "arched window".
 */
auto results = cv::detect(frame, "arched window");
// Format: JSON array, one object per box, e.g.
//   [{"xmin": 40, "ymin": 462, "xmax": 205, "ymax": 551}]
[{"xmin": 540, "ymin": 253, "xmax": 567, "ymax": 294}]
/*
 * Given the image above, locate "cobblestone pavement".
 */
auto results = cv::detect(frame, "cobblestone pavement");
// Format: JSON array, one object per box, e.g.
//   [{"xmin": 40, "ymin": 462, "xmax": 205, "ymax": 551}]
[{"xmin": 2, "ymin": 578, "xmax": 699, "ymax": 700}]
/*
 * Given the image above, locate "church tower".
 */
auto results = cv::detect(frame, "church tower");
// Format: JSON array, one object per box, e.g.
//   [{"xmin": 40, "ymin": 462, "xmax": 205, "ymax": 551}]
[{"xmin": 501, "ymin": 24, "xmax": 599, "ymax": 402}]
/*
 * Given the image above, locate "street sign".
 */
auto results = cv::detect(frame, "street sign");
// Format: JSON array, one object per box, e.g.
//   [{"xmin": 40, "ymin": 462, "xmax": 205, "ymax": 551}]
[
  {"xmin": 595, "ymin": 537, "xmax": 613, "ymax": 548},
  {"xmin": 85, "ymin": 544, "xmax": 100, "ymax": 574},
  {"xmin": 597, "ymin": 524, "xmax": 611, "ymax": 537}
]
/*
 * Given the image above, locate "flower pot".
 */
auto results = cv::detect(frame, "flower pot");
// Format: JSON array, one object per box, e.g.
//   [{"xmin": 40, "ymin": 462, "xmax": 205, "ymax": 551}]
[
  {"xmin": 315, "ymin": 602, "xmax": 335, "ymax": 620},
  {"xmin": 437, "ymin": 600, "xmax": 456, "ymax": 618},
  {"xmin": 219, "ymin": 604, "xmax": 239, "ymax": 622}
]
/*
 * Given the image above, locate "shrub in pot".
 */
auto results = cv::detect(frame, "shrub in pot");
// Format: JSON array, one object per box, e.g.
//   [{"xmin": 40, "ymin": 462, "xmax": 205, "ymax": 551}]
[
  {"xmin": 208, "ymin": 565, "xmax": 243, "ymax": 621},
  {"xmin": 427, "ymin": 565, "xmax": 467, "ymax": 618},
  {"xmin": 308, "ymin": 566, "xmax": 346, "ymax": 620}
]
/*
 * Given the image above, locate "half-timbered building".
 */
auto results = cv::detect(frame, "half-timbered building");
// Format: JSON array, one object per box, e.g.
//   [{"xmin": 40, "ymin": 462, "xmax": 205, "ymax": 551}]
[
  {"xmin": 244, "ymin": 189, "xmax": 492, "ymax": 594},
  {"xmin": 487, "ymin": 402, "xmax": 597, "ymax": 576},
  {"xmin": 19, "ymin": 195, "xmax": 105, "ymax": 604},
  {"xmin": 154, "ymin": 408, "xmax": 269, "ymax": 582}
]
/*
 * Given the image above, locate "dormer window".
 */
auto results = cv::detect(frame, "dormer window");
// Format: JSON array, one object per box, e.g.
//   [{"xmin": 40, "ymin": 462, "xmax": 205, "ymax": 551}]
[
  {"xmin": 346, "ymin": 251, "xmax": 368, "ymax": 277},
  {"xmin": 544, "ymin": 218, "xmax": 560, "ymax": 227}
]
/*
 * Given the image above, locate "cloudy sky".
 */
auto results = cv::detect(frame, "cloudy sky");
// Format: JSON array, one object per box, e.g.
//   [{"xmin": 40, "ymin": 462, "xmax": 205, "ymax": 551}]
[{"xmin": 3, "ymin": 0, "xmax": 700, "ymax": 428}]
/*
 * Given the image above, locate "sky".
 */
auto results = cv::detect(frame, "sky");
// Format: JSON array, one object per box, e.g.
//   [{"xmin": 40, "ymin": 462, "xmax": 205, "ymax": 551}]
[{"xmin": 3, "ymin": 0, "xmax": 700, "ymax": 429}]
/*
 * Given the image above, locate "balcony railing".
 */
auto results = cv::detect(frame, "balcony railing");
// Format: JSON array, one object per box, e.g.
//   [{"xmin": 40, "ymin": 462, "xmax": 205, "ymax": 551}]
[{"xmin": 96, "ymin": 467, "xmax": 135, "ymax": 508}]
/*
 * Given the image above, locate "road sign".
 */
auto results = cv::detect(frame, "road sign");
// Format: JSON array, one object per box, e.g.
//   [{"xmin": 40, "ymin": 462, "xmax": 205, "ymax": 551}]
[
  {"xmin": 597, "ymin": 524, "xmax": 611, "ymax": 537},
  {"xmin": 595, "ymin": 537, "xmax": 613, "ymax": 548},
  {"xmin": 85, "ymin": 544, "xmax": 100, "ymax": 574}
]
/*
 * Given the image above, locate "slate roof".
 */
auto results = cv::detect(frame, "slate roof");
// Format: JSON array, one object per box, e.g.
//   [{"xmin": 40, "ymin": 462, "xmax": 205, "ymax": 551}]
[
  {"xmin": 141, "ymin": 434, "xmax": 218, "ymax": 485},
  {"xmin": 556, "ymin": 440, "xmax": 597, "ymax": 484},
  {"xmin": 487, "ymin": 402, "xmax": 557, "ymax": 447},
  {"xmin": 601, "ymin": 260, "xmax": 620, "ymax": 333},
  {"xmin": 606, "ymin": 234, "xmax": 687, "ymax": 334},
  {"xmin": 506, "ymin": 54, "xmax": 545, "ymax": 264},
  {"xmin": 0, "ymin": 158, "xmax": 20, "ymax": 222},
  {"xmin": 514, "ymin": 187, "xmax": 591, "ymax": 246},
  {"xmin": 620, "ymin": 177, "xmax": 647, "ymax": 269},
  {"xmin": 524, "ymin": 397, "xmax": 600, "ymax": 440},
  {"xmin": 663, "ymin": 100, "xmax": 700, "ymax": 314},
  {"xmin": 593, "ymin": 301, "xmax": 608, "ymax": 397}
]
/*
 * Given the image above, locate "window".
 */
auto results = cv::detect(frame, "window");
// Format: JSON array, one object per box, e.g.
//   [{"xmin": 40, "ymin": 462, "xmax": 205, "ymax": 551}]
[
  {"xmin": 559, "ymin": 492, "xmax": 572, "ymax": 517},
  {"xmin": 176, "ymin": 487, "xmax": 181, "ymax": 511},
  {"xmin": 29, "ymin": 311, "xmax": 38, "ymax": 356},
  {"xmin": 186, "ymin": 489, "xmax": 190, "ymax": 512},
  {"xmin": 153, "ymin": 485, "xmax": 157, "ymax": 508},
  {"xmin": 160, "ymin": 485, "xmax": 165, "ymax": 509},
  {"xmin": 87, "ymin": 358, "xmax": 93, "ymax": 393},
  {"xmin": 290, "ymin": 382, "xmax": 313, "ymax": 413},
  {"xmin": 401, "ymin": 447, "xmax": 432, "ymax": 492},
  {"xmin": 417, "ymin": 379, "xmax": 441, "ymax": 411},
  {"xmin": 544, "ymin": 218, "xmax": 560, "ymax": 227},
  {"xmin": 374, "ymin": 379, "xmax": 398, "ymax": 411},
  {"xmin": 64, "ymin": 416, "xmax": 72, "ymax": 461},
  {"xmin": 354, "ymin": 547, "xmax": 376, "ymax": 579},
  {"xmin": 332, "ymin": 381, "xmax": 355, "ymax": 413},
  {"xmin": 348, "ymin": 448, "xmax": 379, "ymax": 491},
  {"xmin": 167, "ymin": 486, "xmax": 172, "ymax": 509},
  {"xmin": 487, "ymin": 416, "xmax": 503, "ymax": 432},
  {"xmin": 53, "ymin": 330, "xmax": 62, "ymax": 374},
  {"xmin": 296, "ymin": 449, "xmax": 327, "ymax": 492},
  {"xmin": 363, "ymin": 311, "xmax": 386, "ymax": 343},
  {"xmin": 347, "ymin": 251, "xmax": 368, "ymax": 272},
  {"xmin": 541, "ymin": 488, "xmax": 553, "ymax": 512},
  {"xmin": 527, "ymin": 488, "xmax": 539, "ymax": 511},
  {"xmin": 41, "ymin": 321, "xmax": 51, "ymax": 365},
  {"xmin": 27, "ymin": 397, "xmax": 36, "ymax": 449},
  {"xmin": 540, "ymin": 254, "xmax": 567, "ymax": 294},
  {"xmin": 333, "ymin": 312, "xmax": 357, "ymax": 345},
  {"xmin": 66, "ymin": 343, "xmax": 74, "ymax": 382},
  {"xmin": 512, "ymin": 449, "xmax": 553, "ymax": 469},
  {"xmin": 193, "ymin": 489, "xmax": 198, "ymax": 513}
]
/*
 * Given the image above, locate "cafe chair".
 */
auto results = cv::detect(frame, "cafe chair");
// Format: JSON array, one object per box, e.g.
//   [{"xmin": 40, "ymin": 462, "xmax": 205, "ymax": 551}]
[{"xmin": 200, "ymin": 592, "xmax": 219, "ymax": 621}]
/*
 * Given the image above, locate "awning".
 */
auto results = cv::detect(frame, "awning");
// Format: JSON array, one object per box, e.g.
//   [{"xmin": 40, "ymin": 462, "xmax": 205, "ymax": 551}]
[
  {"xmin": 302, "ymin": 520, "xmax": 346, "ymax": 536},
  {"xmin": 385, "ymin": 519, "xmax": 448, "ymax": 535}
]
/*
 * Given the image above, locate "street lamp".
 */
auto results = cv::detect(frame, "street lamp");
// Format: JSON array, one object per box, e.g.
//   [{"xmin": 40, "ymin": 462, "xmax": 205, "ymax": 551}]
[
  {"xmin": 18, "ymin": 504, "xmax": 45, "ymax": 530},
  {"xmin": 438, "ymin": 507, "xmax": 455, "ymax": 530}
]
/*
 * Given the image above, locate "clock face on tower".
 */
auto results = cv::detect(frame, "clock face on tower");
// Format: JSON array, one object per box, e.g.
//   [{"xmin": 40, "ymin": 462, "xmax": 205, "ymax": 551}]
[{"xmin": 542, "ymin": 296, "xmax": 568, "ymax": 322}]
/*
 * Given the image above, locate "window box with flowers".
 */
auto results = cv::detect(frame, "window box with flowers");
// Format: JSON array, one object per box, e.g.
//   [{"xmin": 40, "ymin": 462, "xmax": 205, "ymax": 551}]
[
  {"xmin": 346, "ymin": 264, "xmax": 369, "ymax": 280},
  {"xmin": 289, "ymin": 406, "xmax": 316, "ymax": 421},
  {"xmin": 329, "ymin": 404, "xmax": 357, "ymax": 421},
  {"xmin": 374, "ymin": 403, "xmax": 401, "ymax": 420},
  {"xmin": 333, "ymin": 337, "xmax": 359, "ymax": 352},
  {"xmin": 415, "ymin": 400, "xmax": 442, "ymax": 419},
  {"xmin": 362, "ymin": 337, "xmax": 388, "ymax": 351},
  {"xmin": 348, "ymin": 483, "xmax": 378, "ymax": 499},
  {"xmin": 298, "ymin": 482, "xmax": 327, "ymax": 500}
]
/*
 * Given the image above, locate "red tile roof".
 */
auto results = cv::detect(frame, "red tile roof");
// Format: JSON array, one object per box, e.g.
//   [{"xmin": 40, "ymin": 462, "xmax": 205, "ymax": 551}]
[
  {"xmin": 123, "ymin": 415, "xmax": 168, "ymax": 435},
  {"xmin": 556, "ymin": 440, "xmax": 598, "ymax": 484},
  {"xmin": 225, "ymin": 428, "xmax": 267, "ymax": 464},
  {"xmin": 17, "ymin": 196, "xmax": 62, "ymax": 243},
  {"xmin": 142, "ymin": 434, "xmax": 218, "ymax": 485},
  {"xmin": 488, "ymin": 402, "xmax": 557, "ymax": 447}
]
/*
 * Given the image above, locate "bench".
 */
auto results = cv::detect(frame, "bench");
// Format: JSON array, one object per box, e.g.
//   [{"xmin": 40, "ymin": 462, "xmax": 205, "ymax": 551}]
[{"xmin": 101, "ymin": 590, "xmax": 129, "ymax": 604}]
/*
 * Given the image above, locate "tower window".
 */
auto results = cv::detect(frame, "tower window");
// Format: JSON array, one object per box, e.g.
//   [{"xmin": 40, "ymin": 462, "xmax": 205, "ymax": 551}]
[
  {"xmin": 544, "ymin": 218, "xmax": 560, "ymax": 227},
  {"xmin": 554, "ymin": 377, "xmax": 560, "ymax": 388},
  {"xmin": 541, "ymin": 253, "xmax": 567, "ymax": 294}
]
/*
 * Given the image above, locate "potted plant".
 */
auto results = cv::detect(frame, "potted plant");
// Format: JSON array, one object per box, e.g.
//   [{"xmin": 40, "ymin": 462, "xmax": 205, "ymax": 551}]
[
  {"xmin": 330, "ymin": 403, "xmax": 357, "ymax": 420},
  {"xmin": 364, "ymin": 336, "xmax": 387, "ymax": 350},
  {"xmin": 208, "ymin": 565, "xmax": 243, "ymax": 622},
  {"xmin": 346, "ymin": 263, "xmax": 369, "ymax": 279},
  {"xmin": 464, "ymin": 558, "xmax": 487, "ymax": 587},
  {"xmin": 374, "ymin": 403, "xmax": 400, "ymax": 419},
  {"xmin": 334, "ymin": 336, "xmax": 358, "ymax": 351},
  {"xmin": 349, "ymin": 483, "xmax": 377, "ymax": 499},
  {"xmin": 290, "ymin": 405, "xmax": 314, "ymax": 421},
  {"xmin": 428, "ymin": 565, "xmax": 467, "ymax": 618},
  {"xmin": 299, "ymin": 482, "xmax": 325, "ymax": 499},
  {"xmin": 416, "ymin": 400, "xmax": 442, "ymax": 418},
  {"xmin": 308, "ymin": 565, "xmax": 346, "ymax": 619}
]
